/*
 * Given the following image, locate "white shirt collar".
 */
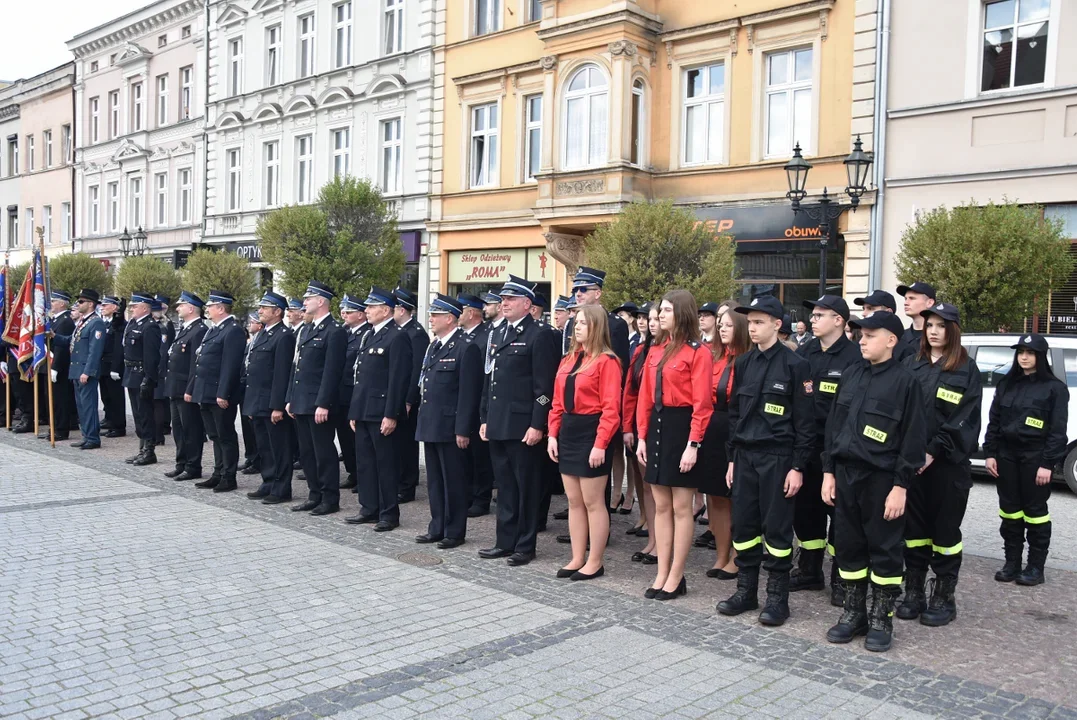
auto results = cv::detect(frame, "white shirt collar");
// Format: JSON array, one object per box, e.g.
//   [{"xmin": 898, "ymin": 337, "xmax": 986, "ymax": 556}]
[
  {"xmin": 265, "ymin": 321, "xmax": 281, "ymax": 331},
  {"xmin": 372, "ymin": 318, "xmax": 394, "ymax": 334},
  {"xmin": 437, "ymin": 327, "xmax": 458, "ymax": 344},
  {"xmin": 312, "ymin": 312, "xmax": 331, "ymax": 328},
  {"xmin": 182, "ymin": 317, "xmax": 200, "ymax": 329},
  {"xmin": 492, "ymin": 317, "xmax": 505, "ymax": 327}
]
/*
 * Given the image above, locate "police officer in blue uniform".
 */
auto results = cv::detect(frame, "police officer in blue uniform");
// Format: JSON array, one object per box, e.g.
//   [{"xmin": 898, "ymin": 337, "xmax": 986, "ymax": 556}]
[
  {"xmin": 164, "ymin": 291, "xmax": 207, "ymax": 481},
  {"xmin": 287, "ymin": 281, "xmax": 347, "ymax": 515},
  {"xmin": 99, "ymin": 296, "xmax": 127, "ymax": 437},
  {"xmin": 242, "ymin": 292, "xmax": 297, "ymax": 503},
  {"xmin": 188, "ymin": 290, "xmax": 246, "ymax": 492},
  {"xmin": 346, "ymin": 287, "xmax": 413, "ymax": 531},
  {"xmin": 53, "ymin": 289, "xmax": 107, "ymax": 449},
  {"xmin": 123, "ymin": 292, "xmax": 162, "ymax": 465},
  {"xmin": 337, "ymin": 294, "xmax": 368, "ymax": 491},
  {"xmin": 393, "ymin": 287, "xmax": 430, "ymax": 503},
  {"xmin": 415, "ymin": 294, "xmax": 484, "ymax": 548},
  {"xmin": 457, "ymin": 293, "xmax": 494, "ymax": 517}
]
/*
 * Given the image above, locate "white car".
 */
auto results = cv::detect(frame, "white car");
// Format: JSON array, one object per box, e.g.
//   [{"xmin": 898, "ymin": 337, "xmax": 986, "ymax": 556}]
[{"xmin": 963, "ymin": 333, "xmax": 1077, "ymax": 493}]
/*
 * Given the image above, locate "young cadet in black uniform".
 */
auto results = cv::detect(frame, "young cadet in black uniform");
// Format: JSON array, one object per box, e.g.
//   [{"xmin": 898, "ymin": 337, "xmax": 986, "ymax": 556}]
[
  {"xmin": 122, "ymin": 292, "xmax": 162, "ymax": 465},
  {"xmin": 719, "ymin": 295, "xmax": 815, "ymax": 627},
  {"xmin": 241, "ymin": 292, "xmax": 296, "ymax": 504},
  {"xmin": 984, "ymin": 334, "xmax": 1069, "ymax": 586},
  {"xmin": 479, "ymin": 275, "xmax": 558, "ymax": 567},
  {"xmin": 393, "ymin": 287, "xmax": 430, "ymax": 504},
  {"xmin": 791, "ymin": 295, "xmax": 864, "ymax": 604},
  {"xmin": 188, "ymin": 291, "xmax": 247, "ymax": 493},
  {"xmin": 822, "ymin": 311, "xmax": 926, "ymax": 652},
  {"xmin": 415, "ymin": 294, "xmax": 484, "ymax": 548},
  {"xmin": 457, "ymin": 293, "xmax": 495, "ymax": 517},
  {"xmin": 152, "ymin": 295, "xmax": 175, "ymax": 446},
  {"xmin": 336, "ymin": 294, "xmax": 368, "ymax": 491},
  {"xmin": 99, "ymin": 296, "xmax": 127, "ymax": 437},
  {"xmin": 346, "ymin": 287, "xmax": 413, "ymax": 531},
  {"xmin": 286, "ymin": 281, "xmax": 347, "ymax": 516},
  {"xmin": 897, "ymin": 303, "xmax": 981, "ymax": 626},
  {"xmin": 163, "ymin": 292, "xmax": 207, "ymax": 481},
  {"xmin": 896, "ymin": 282, "xmax": 936, "ymax": 361}
]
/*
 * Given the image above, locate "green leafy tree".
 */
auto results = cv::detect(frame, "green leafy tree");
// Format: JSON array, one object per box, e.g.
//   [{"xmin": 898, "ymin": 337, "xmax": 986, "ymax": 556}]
[
  {"xmin": 257, "ymin": 176, "xmax": 405, "ymax": 308},
  {"xmin": 180, "ymin": 248, "xmax": 259, "ymax": 317},
  {"xmin": 895, "ymin": 199, "xmax": 1074, "ymax": 333},
  {"xmin": 9, "ymin": 261, "xmax": 30, "ymax": 293},
  {"xmin": 586, "ymin": 200, "xmax": 738, "ymax": 308},
  {"xmin": 113, "ymin": 256, "xmax": 181, "ymax": 308},
  {"xmin": 48, "ymin": 252, "xmax": 113, "ymax": 299}
]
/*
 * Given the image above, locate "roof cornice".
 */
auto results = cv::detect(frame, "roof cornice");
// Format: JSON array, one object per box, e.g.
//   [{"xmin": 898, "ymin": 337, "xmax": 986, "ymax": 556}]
[{"xmin": 67, "ymin": 0, "xmax": 204, "ymax": 59}]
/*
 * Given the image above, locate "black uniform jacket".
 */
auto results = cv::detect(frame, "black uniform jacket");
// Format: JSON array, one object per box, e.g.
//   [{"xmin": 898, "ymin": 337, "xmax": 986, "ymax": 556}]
[
  {"xmin": 122, "ymin": 314, "xmax": 161, "ymax": 389},
  {"xmin": 101, "ymin": 314, "xmax": 126, "ymax": 378},
  {"xmin": 348, "ymin": 321, "xmax": 412, "ymax": 423},
  {"xmin": 241, "ymin": 322, "xmax": 295, "ymax": 417},
  {"xmin": 337, "ymin": 323, "xmax": 367, "ymax": 403},
  {"xmin": 905, "ymin": 354, "xmax": 982, "ymax": 467},
  {"xmin": 983, "ymin": 372, "xmax": 1069, "ymax": 467},
  {"xmin": 155, "ymin": 319, "xmax": 176, "ymax": 400},
  {"xmin": 187, "ymin": 316, "xmax": 246, "ymax": 405},
  {"xmin": 480, "ymin": 314, "xmax": 558, "ymax": 441},
  {"xmin": 415, "ymin": 330, "xmax": 483, "ymax": 443},
  {"xmin": 400, "ymin": 317, "xmax": 430, "ymax": 408},
  {"xmin": 162, "ymin": 319, "xmax": 207, "ymax": 399},
  {"xmin": 286, "ymin": 315, "xmax": 347, "ymax": 415},
  {"xmin": 796, "ymin": 333, "xmax": 864, "ymax": 455},
  {"xmin": 51, "ymin": 311, "xmax": 75, "ymax": 379}
]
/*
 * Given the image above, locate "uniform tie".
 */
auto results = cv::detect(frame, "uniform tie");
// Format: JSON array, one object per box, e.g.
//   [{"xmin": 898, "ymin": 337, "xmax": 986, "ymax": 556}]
[{"xmin": 564, "ymin": 353, "xmax": 584, "ymax": 413}]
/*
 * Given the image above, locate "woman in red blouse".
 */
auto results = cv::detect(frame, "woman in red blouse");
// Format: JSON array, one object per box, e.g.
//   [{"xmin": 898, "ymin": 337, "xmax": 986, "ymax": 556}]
[
  {"xmin": 623, "ymin": 303, "xmax": 659, "ymax": 560},
  {"xmin": 701, "ymin": 306, "xmax": 751, "ymax": 579},
  {"xmin": 548, "ymin": 305, "xmax": 622, "ymax": 581},
  {"xmin": 635, "ymin": 290, "xmax": 714, "ymax": 600}
]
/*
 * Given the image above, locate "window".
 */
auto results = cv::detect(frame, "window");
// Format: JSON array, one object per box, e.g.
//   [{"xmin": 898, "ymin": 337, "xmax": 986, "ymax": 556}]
[
  {"xmin": 523, "ymin": 94, "xmax": 542, "ymax": 181},
  {"xmin": 108, "ymin": 181, "xmax": 119, "ymax": 231},
  {"xmin": 266, "ymin": 25, "xmax": 281, "ymax": 86},
  {"xmin": 298, "ymin": 14, "xmax": 315, "ymax": 78},
  {"xmin": 384, "ymin": 0, "xmax": 404, "ymax": 55},
  {"xmin": 469, "ymin": 102, "xmax": 498, "ymax": 188},
  {"xmin": 563, "ymin": 65, "xmax": 608, "ymax": 169},
  {"xmin": 109, "ymin": 54, "xmax": 117, "ymax": 66},
  {"xmin": 62, "ymin": 202, "xmax": 70, "ymax": 242},
  {"xmin": 264, "ymin": 141, "xmax": 280, "ymax": 207},
  {"xmin": 381, "ymin": 118, "xmax": 402, "ymax": 194},
  {"xmin": 62, "ymin": 125, "xmax": 71, "ymax": 163},
  {"xmin": 6, "ymin": 138, "xmax": 16, "ymax": 177},
  {"xmin": 229, "ymin": 38, "xmax": 244, "ymax": 96},
  {"xmin": 156, "ymin": 75, "xmax": 169, "ymax": 127},
  {"xmin": 332, "ymin": 128, "xmax": 350, "ymax": 178},
  {"xmin": 90, "ymin": 60, "xmax": 99, "ymax": 73},
  {"xmin": 132, "ymin": 82, "xmax": 144, "ymax": 131},
  {"xmin": 296, "ymin": 134, "xmax": 313, "ymax": 203},
  {"xmin": 683, "ymin": 63, "xmax": 725, "ymax": 165},
  {"xmin": 334, "ymin": 2, "xmax": 353, "ymax": 68},
  {"xmin": 158, "ymin": 34, "xmax": 168, "ymax": 48},
  {"xmin": 981, "ymin": 0, "xmax": 1050, "ymax": 92},
  {"xmin": 42, "ymin": 206, "xmax": 52, "ymax": 244},
  {"xmin": 474, "ymin": 0, "xmax": 500, "ymax": 35},
  {"xmin": 90, "ymin": 97, "xmax": 100, "ymax": 143},
  {"xmin": 227, "ymin": 148, "xmax": 242, "ymax": 211},
  {"xmin": 89, "ymin": 185, "xmax": 100, "ymax": 233},
  {"xmin": 764, "ymin": 48, "xmax": 813, "ymax": 158},
  {"xmin": 24, "ymin": 208, "xmax": 33, "ymax": 246},
  {"xmin": 178, "ymin": 168, "xmax": 192, "ymax": 223},
  {"xmin": 7, "ymin": 209, "xmax": 18, "ymax": 250},
  {"xmin": 528, "ymin": 0, "xmax": 542, "ymax": 22},
  {"xmin": 181, "ymin": 25, "xmax": 191, "ymax": 39},
  {"xmin": 44, "ymin": 130, "xmax": 53, "ymax": 168},
  {"xmin": 631, "ymin": 79, "xmax": 644, "ymax": 166},
  {"xmin": 155, "ymin": 172, "xmax": 167, "ymax": 226},
  {"xmin": 26, "ymin": 135, "xmax": 34, "ymax": 172},
  {"xmin": 109, "ymin": 91, "xmax": 120, "ymax": 138},
  {"xmin": 129, "ymin": 176, "xmax": 143, "ymax": 228},
  {"xmin": 180, "ymin": 66, "xmax": 193, "ymax": 120}
]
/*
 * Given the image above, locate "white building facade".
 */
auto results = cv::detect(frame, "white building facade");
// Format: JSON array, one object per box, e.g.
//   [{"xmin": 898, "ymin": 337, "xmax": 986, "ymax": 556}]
[
  {"xmin": 67, "ymin": 0, "xmax": 207, "ymax": 267},
  {"xmin": 204, "ymin": 0, "xmax": 435, "ymax": 298}
]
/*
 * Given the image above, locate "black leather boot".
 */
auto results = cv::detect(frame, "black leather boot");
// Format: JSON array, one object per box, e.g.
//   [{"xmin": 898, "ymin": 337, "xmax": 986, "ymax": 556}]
[
  {"xmin": 920, "ymin": 575, "xmax": 958, "ymax": 626},
  {"xmin": 133, "ymin": 443, "xmax": 157, "ymax": 466},
  {"xmin": 864, "ymin": 585, "xmax": 899, "ymax": 652},
  {"xmin": 826, "ymin": 580, "xmax": 868, "ymax": 643},
  {"xmin": 717, "ymin": 567, "xmax": 759, "ymax": 616},
  {"xmin": 895, "ymin": 569, "xmax": 927, "ymax": 620},
  {"xmin": 1016, "ymin": 564, "xmax": 1045, "ymax": 586},
  {"xmin": 830, "ymin": 561, "xmax": 845, "ymax": 607},
  {"xmin": 126, "ymin": 440, "xmax": 147, "ymax": 464},
  {"xmin": 789, "ymin": 548, "xmax": 825, "ymax": 592},
  {"xmin": 758, "ymin": 571, "xmax": 791, "ymax": 626}
]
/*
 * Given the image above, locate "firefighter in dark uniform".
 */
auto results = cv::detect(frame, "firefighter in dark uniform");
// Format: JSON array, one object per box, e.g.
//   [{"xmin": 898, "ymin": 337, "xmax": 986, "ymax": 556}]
[
  {"xmin": 896, "ymin": 282, "xmax": 936, "ymax": 361},
  {"xmin": 531, "ymin": 292, "xmax": 564, "ymax": 533},
  {"xmin": 984, "ymin": 334, "xmax": 1068, "ymax": 587},
  {"xmin": 187, "ymin": 291, "xmax": 246, "ymax": 492},
  {"xmin": 49, "ymin": 289, "xmax": 76, "ymax": 440},
  {"xmin": 242, "ymin": 292, "xmax": 297, "ymax": 504},
  {"xmin": 346, "ymin": 287, "xmax": 412, "ymax": 530},
  {"xmin": 286, "ymin": 281, "xmax": 347, "ymax": 515},
  {"xmin": 822, "ymin": 311, "xmax": 926, "ymax": 652},
  {"xmin": 286, "ymin": 297, "xmax": 305, "ymax": 469},
  {"xmin": 393, "ymin": 287, "xmax": 429, "ymax": 503},
  {"xmin": 239, "ymin": 313, "xmax": 264, "ymax": 475},
  {"xmin": 336, "ymin": 294, "xmax": 368, "ymax": 491},
  {"xmin": 458, "ymin": 293, "xmax": 495, "ymax": 517},
  {"xmin": 719, "ymin": 295, "xmax": 815, "ymax": 627},
  {"xmin": 478, "ymin": 275, "xmax": 558, "ymax": 567},
  {"xmin": 791, "ymin": 294, "xmax": 864, "ymax": 604},
  {"xmin": 163, "ymin": 291, "xmax": 207, "ymax": 481},
  {"xmin": 415, "ymin": 294, "xmax": 483, "ymax": 548},
  {"xmin": 99, "ymin": 296, "xmax": 127, "ymax": 437},
  {"xmin": 122, "ymin": 292, "xmax": 162, "ymax": 465},
  {"xmin": 565, "ymin": 267, "xmax": 630, "ymax": 369},
  {"xmin": 152, "ymin": 295, "xmax": 175, "ymax": 446}
]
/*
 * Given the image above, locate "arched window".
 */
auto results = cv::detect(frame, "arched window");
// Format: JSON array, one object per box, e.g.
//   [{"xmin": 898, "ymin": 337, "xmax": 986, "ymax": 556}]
[{"xmin": 562, "ymin": 65, "xmax": 608, "ymax": 170}]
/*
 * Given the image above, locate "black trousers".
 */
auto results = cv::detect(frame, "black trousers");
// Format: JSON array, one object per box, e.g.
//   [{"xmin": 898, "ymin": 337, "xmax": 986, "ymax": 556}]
[
  {"xmin": 794, "ymin": 459, "xmax": 835, "ymax": 555},
  {"xmin": 425, "ymin": 440, "xmax": 469, "ymax": 540},
  {"xmin": 904, "ymin": 459, "xmax": 970, "ymax": 578},
  {"xmin": 169, "ymin": 398, "xmax": 204, "ymax": 474},
  {"xmin": 731, "ymin": 450, "xmax": 795, "ymax": 572},
  {"xmin": 355, "ymin": 420, "xmax": 400, "ymax": 523},
  {"xmin": 398, "ymin": 404, "xmax": 420, "ymax": 494},
  {"xmin": 200, "ymin": 402, "xmax": 239, "ymax": 481},
  {"xmin": 997, "ymin": 455, "xmax": 1052, "ymax": 566},
  {"xmin": 294, "ymin": 414, "xmax": 340, "ymax": 506},
  {"xmin": 241, "ymin": 413, "xmax": 259, "ymax": 465},
  {"xmin": 834, "ymin": 464, "xmax": 905, "ymax": 587},
  {"xmin": 153, "ymin": 398, "xmax": 169, "ymax": 444},
  {"xmin": 489, "ymin": 439, "xmax": 546, "ymax": 555},
  {"xmin": 127, "ymin": 387, "xmax": 155, "ymax": 442},
  {"xmin": 336, "ymin": 400, "xmax": 356, "ymax": 477},
  {"xmin": 467, "ymin": 431, "xmax": 494, "ymax": 510},
  {"xmin": 55, "ymin": 377, "xmax": 77, "ymax": 431},
  {"xmin": 263, "ymin": 415, "xmax": 295, "ymax": 499},
  {"xmin": 100, "ymin": 374, "xmax": 126, "ymax": 429}
]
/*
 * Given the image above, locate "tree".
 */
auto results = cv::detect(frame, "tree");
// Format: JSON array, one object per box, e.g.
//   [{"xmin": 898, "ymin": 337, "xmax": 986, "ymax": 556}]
[
  {"xmin": 585, "ymin": 200, "xmax": 738, "ymax": 308},
  {"xmin": 9, "ymin": 261, "xmax": 30, "ymax": 292},
  {"xmin": 895, "ymin": 199, "xmax": 1074, "ymax": 333},
  {"xmin": 180, "ymin": 248, "xmax": 259, "ymax": 317},
  {"xmin": 257, "ymin": 176, "xmax": 405, "ymax": 307},
  {"xmin": 113, "ymin": 256, "xmax": 181, "ymax": 308},
  {"xmin": 48, "ymin": 252, "xmax": 113, "ymax": 299}
]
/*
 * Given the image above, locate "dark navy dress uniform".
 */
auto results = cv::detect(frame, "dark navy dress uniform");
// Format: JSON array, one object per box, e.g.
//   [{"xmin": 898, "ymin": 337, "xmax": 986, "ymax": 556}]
[
  {"xmin": 153, "ymin": 296, "xmax": 176, "ymax": 445},
  {"xmin": 122, "ymin": 293, "xmax": 162, "ymax": 454},
  {"xmin": 53, "ymin": 290, "xmax": 107, "ymax": 447},
  {"xmin": 336, "ymin": 295, "xmax": 368, "ymax": 490},
  {"xmin": 163, "ymin": 292, "xmax": 207, "ymax": 479},
  {"xmin": 394, "ymin": 288, "xmax": 430, "ymax": 502},
  {"xmin": 99, "ymin": 298, "xmax": 127, "ymax": 434},
  {"xmin": 49, "ymin": 297, "xmax": 77, "ymax": 435}
]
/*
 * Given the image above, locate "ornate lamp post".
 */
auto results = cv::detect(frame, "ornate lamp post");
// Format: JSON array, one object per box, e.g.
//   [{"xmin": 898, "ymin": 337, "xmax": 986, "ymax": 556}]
[{"xmin": 119, "ymin": 226, "xmax": 148, "ymax": 257}]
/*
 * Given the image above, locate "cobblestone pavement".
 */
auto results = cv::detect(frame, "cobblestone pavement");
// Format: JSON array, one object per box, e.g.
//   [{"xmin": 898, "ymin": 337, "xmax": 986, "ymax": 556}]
[{"xmin": 2, "ymin": 428, "xmax": 1077, "ymax": 720}]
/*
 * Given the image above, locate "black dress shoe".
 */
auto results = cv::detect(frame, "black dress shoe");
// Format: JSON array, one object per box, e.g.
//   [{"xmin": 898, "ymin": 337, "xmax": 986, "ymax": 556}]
[
  {"xmin": 262, "ymin": 495, "xmax": 291, "ymax": 505},
  {"xmin": 238, "ymin": 460, "xmax": 254, "ymax": 472},
  {"xmin": 194, "ymin": 477, "xmax": 220, "ymax": 489},
  {"xmin": 556, "ymin": 567, "xmax": 581, "ymax": 579},
  {"xmin": 706, "ymin": 568, "xmax": 739, "ymax": 580},
  {"xmin": 240, "ymin": 466, "xmax": 262, "ymax": 476},
  {"xmin": 310, "ymin": 503, "xmax": 340, "ymax": 516},
  {"xmin": 133, "ymin": 451, "xmax": 158, "ymax": 466},
  {"xmin": 570, "ymin": 567, "xmax": 604, "ymax": 582},
  {"xmin": 478, "ymin": 547, "xmax": 511, "ymax": 559},
  {"xmin": 553, "ymin": 509, "xmax": 569, "ymax": 520},
  {"xmin": 12, "ymin": 423, "xmax": 33, "ymax": 434},
  {"xmin": 345, "ymin": 514, "xmax": 378, "ymax": 524},
  {"xmin": 293, "ymin": 461, "xmax": 302, "ymax": 469},
  {"xmin": 373, "ymin": 520, "xmax": 399, "ymax": 532},
  {"xmin": 80, "ymin": 443, "xmax": 101, "ymax": 450},
  {"xmin": 437, "ymin": 538, "xmax": 465, "ymax": 549},
  {"xmin": 641, "ymin": 553, "xmax": 658, "ymax": 565},
  {"xmin": 655, "ymin": 577, "xmax": 688, "ymax": 601},
  {"xmin": 175, "ymin": 471, "xmax": 202, "ymax": 481},
  {"xmin": 507, "ymin": 552, "xmax": 535, "ymax": 566},
  {"xmin": 556, "ymin": 534, "xmax": 571, "ymax": 544},
  {"xmin": 164, "ymin": 468, "xmax": 184, "ymax": 478},
  {"xmin": 340, "ymin": 474, "xmax": 357, "ymax": 489},
  {"xmin": 415, "ymin": 533, "xmax": 443, "ymax": 544},
  {"xmin": 397, "ymin": 493, "xmax": 415, "ymax": 504},
  {"xmin": 105, "ymin": 429, "xmax": 126, "ymax": 438},
  {"xmin": 297, "ymin": 472, "xmax": 306, "ymax": 481},
  {"xmin": 467, "ymin": 505, "xmax": 489, "ymax": 518},
  {"xmin": 247, "ymin": 489, "xmax": 270, "ymax": 499},
  {"xmin": 212, "ymin": 480, "xmax": 238, "ymax": 493},
  {"xmin": 292, "ymin": 500, "xmax": 319, "ymax": 512}
]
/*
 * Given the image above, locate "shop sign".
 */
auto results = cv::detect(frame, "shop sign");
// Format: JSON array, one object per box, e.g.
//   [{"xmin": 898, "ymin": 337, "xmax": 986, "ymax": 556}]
[
  {"xmin": 447, "ymin": 250, "xmax": 526, "ymax": 283},
  {"xmin": 225, "ymin": 242, "xmax": 263, "ymax": 262},
  {"xmin": 694, "ymin": 204, "xmax": 836, "ymax": 249},
  {"xmin": 527, "ymin": 248, "xmax": 553, "ymax": 282}
]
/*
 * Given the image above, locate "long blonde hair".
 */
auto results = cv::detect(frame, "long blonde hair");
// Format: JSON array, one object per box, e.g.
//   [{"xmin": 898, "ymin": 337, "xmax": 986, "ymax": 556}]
[{"xmin": 569, "ymin": 304, "xmax": 615, "ymax": 373}]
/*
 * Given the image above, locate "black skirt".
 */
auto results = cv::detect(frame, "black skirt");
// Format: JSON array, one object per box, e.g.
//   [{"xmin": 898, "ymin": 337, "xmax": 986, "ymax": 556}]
[
  {"xmin": 558, "ymin": 413, "xmax": 614, "ymax": 478},
  {"xmin": 697, "ymin": 407, "xmax": 731, "ymax": 497},
  {"xmin": 645, "ymin": 406, "xmax": 704, "ymax": 489}
]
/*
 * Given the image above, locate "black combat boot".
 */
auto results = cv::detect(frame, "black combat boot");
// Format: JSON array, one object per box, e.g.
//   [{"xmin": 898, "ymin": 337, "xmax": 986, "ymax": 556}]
[
  {"xmin": 895, "ymin": 569, "xmax": 926, "ymax": 620},
  {"xmin": 758, "ymin": 571, "xmax": 791, "ymax": 626},
  {"xmin": 826, "ymin": 580, "xmax": 868, "ymax": 643},
  {"xmin": 920, "ymin": 575, "xmax": 957, "ymax": 626},
  {"xmin": 995, "ymin": 544, "xmax": 1023, "ymax": 582},
  {"xmin": 789, "ymin": 548, "xmax": 825, "ymax": 592},
  {"xmin": 1018, "ymin": 525, "xmax": 1050, "ymax": 586},
  {"xmin": 830, "ymin": 561, "xmax": 845, "ymax": 607},
  {"xmin": 717, "ymin": 567, "xmax": 759, "ymax": 616},
  {"xmin": 864, "ymin": 585, "xmax": 899, "ymax": 652},
  {"xmin": 126, "ymin": 440, "xmax": 147, "ymax": 464},
  {"xmin": 133, "ymin": 443, "xmax": 157, "ymax": 466}
]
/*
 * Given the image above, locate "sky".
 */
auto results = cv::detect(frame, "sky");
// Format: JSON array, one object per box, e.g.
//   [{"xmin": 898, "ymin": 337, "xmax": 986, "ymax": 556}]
[{"xmin": 1, "ymin": 0, "xmax": 151, "ymax": 82}]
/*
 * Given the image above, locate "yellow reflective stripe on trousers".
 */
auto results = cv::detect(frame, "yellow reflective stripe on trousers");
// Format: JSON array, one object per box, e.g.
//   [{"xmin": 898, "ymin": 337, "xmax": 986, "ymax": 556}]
[
  {"xmin": 1025, "ymin": 513, "xmax": 1052, "ymax": 525},
  {"xmin": 826, "ymin": 543, "xmax": 836, "ymax": 557},
  {"xmin": 733, "ymin": 536, "xmax": 762, "ymax": 552},
  {"xmin": 870, "ymin": 572, "xmax": 903, "ymax": 586},
  {"xmin": 932, "ymin": 542, "xmax": 963, "ymax": 556},
  {"xmin": 904, "ymin": 538, "xmax": 932, "ymax": 548},
  {"xmin": 839, "ymin": 567, "xmax": 868, "ymax": 581},
  {"xmin": 764, "ymin": 542, "xmax": 792, "ymax": 558},
  {"xmin": 999, "ymin": 509, "xmax": 1025, "ymax": 521},
  {"xmin": 798, "ymin": 539, "xmax": 827, "ymax": 551}
]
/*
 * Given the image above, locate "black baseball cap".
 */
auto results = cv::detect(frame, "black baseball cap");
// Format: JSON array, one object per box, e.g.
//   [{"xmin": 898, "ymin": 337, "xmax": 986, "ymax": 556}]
[
  {"xmin": 780, "ymin": 314, "xmax": 793, "ymax": 336},
  {"xmin": 849, "ymin": 312, "xmax": 905, "ymax": 339},
  {"xmin": 699, "ymin": 302, "xmax": 719, "ymax": 316},
  {"xmin": 803, "ymin": 294, "xmax": 850, "ymax": 321},
  {"xmin": 921, "ymin": 302, "xmax": 960, "ymax": 326},
  {"xmin": 853, "ymin": 290, "xmax": 897, "ymax": 311},
  {"xmin": 1011, "ymin": 333, "xmax": 1050, "ymax": 353},
  {"xmin": 734, "ymin": 295, "xmax": 783, "ymax": 320},
  {"xmin": 897, "ymin": 282, "xmax": 937, "ymax": 300}
]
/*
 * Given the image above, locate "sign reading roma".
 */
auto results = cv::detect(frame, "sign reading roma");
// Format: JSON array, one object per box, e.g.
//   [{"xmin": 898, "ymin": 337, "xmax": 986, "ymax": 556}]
[{"xmin": 447, "ymin": 250, "xmax": 526, "ymax": 284}]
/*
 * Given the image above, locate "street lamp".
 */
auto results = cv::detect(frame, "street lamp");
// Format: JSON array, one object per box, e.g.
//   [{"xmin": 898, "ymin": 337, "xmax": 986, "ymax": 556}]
[
  {"xmin": 133, "ymin": 226, "xmax": 148, "ymax": 256},
  {"xmin": 784, "ymin": 135, "xmax": 874, "ymax": 297},
  {"xmin": 118, "ymin": 227, "xmax": 132, "ymax": 257},
  {"xmin": 119, "ymin": 226, "xmax": 148, "ymax": 257}
]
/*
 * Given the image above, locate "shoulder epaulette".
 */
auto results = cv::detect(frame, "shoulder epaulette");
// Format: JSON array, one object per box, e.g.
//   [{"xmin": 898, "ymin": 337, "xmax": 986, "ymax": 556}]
[{"xmin": 688, "ymin": 340, "xmax": 701, "ymax": 349}]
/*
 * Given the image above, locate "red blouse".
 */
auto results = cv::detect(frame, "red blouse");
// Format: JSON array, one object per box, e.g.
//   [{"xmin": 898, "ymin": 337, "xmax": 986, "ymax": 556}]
[
  {"xmin": 548, "ymin": 351, "xmax": 623, "ymax": 450},
  {"xmin": 636, "ymin": 341, "xmax": 714, "ymax": 443},
  {"xmin": 712, "ymin": 353, "xmax": 736, "ymax": 405}
]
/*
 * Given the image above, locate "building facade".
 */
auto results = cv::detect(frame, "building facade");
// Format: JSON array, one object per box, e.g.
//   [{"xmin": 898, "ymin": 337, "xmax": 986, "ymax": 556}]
[
  {"xmin": 203, "ymin": 0, "xmax": 435, "ymax": 296},
  {"xmin": 428, "ymin": 0, "xmax": 878, "ymax": 314},
  {"xmin": 0, "ymin": 64, "xmax": 76, "ymax": 265},
  {"xmin": 67, "ymin": 0, "xmax": 207, "ymax": 267}
]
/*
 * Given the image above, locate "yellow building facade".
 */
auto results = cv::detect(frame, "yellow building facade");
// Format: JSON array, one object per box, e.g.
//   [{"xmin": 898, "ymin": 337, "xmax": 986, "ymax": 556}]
[{"xmin": 428, "ymin": 0, "xmax": 878, "ymax": 314}]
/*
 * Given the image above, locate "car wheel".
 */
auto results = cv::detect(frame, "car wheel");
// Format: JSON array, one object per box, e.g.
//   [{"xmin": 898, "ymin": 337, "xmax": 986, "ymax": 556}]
[{"xmin": 1064, "ymin": 446, "xmax": 1077, "ymax": 495}]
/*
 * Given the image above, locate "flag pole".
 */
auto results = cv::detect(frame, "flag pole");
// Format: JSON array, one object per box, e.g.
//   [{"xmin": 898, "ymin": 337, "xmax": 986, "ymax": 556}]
[
  {"xmin": 38, "ymin": 236, "xmax": 56, "ymax": 448},
  {"xmin": 4, "ymin": 253, "xmax": 9, "ymax": 430}
]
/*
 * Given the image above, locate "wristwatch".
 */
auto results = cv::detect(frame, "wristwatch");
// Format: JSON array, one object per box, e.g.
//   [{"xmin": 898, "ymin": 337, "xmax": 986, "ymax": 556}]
[{"xmin": 689, "ymin": 441, "xmax": 702, "ymax": 449}]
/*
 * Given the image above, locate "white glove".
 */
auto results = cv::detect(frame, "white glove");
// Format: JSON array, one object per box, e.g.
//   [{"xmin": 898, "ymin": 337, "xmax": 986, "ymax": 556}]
[
  {"xmin": 110, "ymin": 371, "xmax": 121, "ymax": 381},
  {"xmin": 50, "ymin": 369, "xmax": 58, "ymax": 383},
  {"xmin": 0, "ymin": 361, "xmax": 7, "ymax": 375}
]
